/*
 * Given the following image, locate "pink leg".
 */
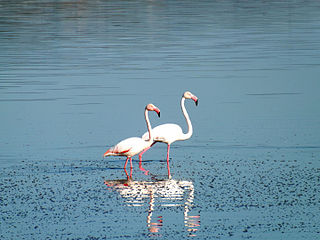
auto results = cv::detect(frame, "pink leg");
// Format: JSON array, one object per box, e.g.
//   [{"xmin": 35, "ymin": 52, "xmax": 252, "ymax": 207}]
[
  {"xmin": 139, "ymin": 150, "xmax": 150, "ymax": 175},
  {"xmin": 124, "ymin": 167, "xmax": 132, "ymax": 180},
  {"xmin": 124, "ymin": 157, "xmax": 129, "ymax": 169},
  {"xmin": 124, "ymin": 167, "xmax": 129, "ymax": 179},
  {"xmin": 124, "ymin": 157, "xmax": 133, "ymax": 179},
  {"xmin": 129, "ymin": 157, "xmax": 133, "ymax": 169},
  {"xmin": 138, "ymin": 142, "xmax": 157, "ymax": 175},
  {"xmin": 166, "ymin": 144, "xmax": 171, "ymax": 178}
]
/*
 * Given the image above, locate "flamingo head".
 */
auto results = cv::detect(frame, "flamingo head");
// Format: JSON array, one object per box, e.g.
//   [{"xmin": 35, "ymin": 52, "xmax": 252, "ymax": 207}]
[
  {"xmin": 146, "ymin": 103, "xmax": 161, "ymax": 117},
  {"xmin": 183, "ymin": 91, "xmax": 198, "ymax": 106}
]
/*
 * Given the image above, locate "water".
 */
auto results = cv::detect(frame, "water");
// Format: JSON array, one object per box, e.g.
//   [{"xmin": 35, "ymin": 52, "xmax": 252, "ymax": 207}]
[{"xmin": 1, "ymin": 0, "xmax": 320, "ymax": 239}]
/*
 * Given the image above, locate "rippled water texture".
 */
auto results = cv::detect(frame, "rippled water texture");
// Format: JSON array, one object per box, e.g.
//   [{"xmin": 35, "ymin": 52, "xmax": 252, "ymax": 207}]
[{"xmin": 1, "ymin": 0, "xmax": 320, "ymax": 239}]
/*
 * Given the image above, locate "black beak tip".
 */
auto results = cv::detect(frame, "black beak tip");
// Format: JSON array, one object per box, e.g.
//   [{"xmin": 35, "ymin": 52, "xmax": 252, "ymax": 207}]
[
  {"xmin": 158, "ymin": 112, "xmax": 161, "ymax": 117},
  {"xmin": 195, "ymin": 99, "xmax": 198, "ymax": 106}
]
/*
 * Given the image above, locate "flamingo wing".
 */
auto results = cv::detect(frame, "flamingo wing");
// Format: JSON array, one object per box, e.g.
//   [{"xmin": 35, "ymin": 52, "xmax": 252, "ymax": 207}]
[
  {"xmin": 104, "ymin": 147, "xmax": 130, "ymax": 155},
  {"xmin": 142, "ymin": 123, "xmax": 183, "ymax": 143},
  {"xmin": 112, "ymin": 137, "xmax": 137, "ymax": 153},
  {"xmin": 109, "ymin": 137, "xmax": 151, "ymax": 156}
]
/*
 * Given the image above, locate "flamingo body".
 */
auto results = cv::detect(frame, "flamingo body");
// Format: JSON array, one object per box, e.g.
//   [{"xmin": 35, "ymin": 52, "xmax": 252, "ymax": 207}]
[
  {"xmin": 105, "ymin": 137, "xmax": 152, "ymax": 157},
  {"xmin": 142, "ymin": 123, "xmax": 183, "ymax": 145}
]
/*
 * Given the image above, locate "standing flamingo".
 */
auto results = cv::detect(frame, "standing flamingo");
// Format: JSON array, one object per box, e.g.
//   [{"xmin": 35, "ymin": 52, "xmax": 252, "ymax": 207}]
[
  {"xmin": 103, "ymin": 104, "xmax": 160, "ymax": 174},
  {"xmin": 140, "ymin": 91, "xmax": 198, "ymax": 178}
]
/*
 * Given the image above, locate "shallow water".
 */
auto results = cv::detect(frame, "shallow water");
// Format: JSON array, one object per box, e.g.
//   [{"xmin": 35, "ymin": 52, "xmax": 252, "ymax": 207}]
[{"xmin": 1, "ymin": 0, "xmax": 320, "ymax": 239}]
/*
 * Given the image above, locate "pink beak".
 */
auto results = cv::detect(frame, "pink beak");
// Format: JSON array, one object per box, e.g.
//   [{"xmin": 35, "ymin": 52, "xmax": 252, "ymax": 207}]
[
  {"xmin": 191, "ymin": 95, "xmax": 199, "ymax": 106},
  {"xmin": 154, "ymin": 107, "xmax": 161, "ymax": 117}
]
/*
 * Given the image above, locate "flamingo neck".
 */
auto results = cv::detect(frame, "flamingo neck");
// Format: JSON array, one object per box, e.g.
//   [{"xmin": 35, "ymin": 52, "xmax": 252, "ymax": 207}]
[
  {"xmin": 180, "ymin": 97, "xmax": 193, "ymax": 140},
  {"xmin": 145, "ymin": 109, "xmax": 153, "ymax": 142}
]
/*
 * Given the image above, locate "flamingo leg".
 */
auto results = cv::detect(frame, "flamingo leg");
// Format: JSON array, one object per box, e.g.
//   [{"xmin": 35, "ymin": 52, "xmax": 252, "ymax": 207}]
[
  {"xmin": 124, "ymin": 167, "xmax": 129, "ymax": 179},
  {"xmin": 130, "ymin": 164, "xmax": 133, "ymax": 178},
  {"xmin": 124, "ymin": 157, "xmax": 129, "ymax": 169},
  {"xmin": 166, "ymin": 144, "xmax": 171, "ymax": 178},
  {"xmin": 129, "ymin": 157, "xmax": 133, "ymax": 169},
  {"xmin": 124, "ymin": 167, "xmax": 132, "ymax": 180},
  {"xmin": 139, "ymin": 150, "xmax": 150, "ymax": 175},
  {"xmin": 139, "ymin": 142, "xmax": 157, "ymax": 175}
]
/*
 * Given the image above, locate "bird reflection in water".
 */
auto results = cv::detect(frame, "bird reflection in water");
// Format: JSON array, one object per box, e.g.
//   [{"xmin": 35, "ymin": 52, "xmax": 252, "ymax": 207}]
[{"xmin": 104, "ymin": 170, "xmax": 200, "ymax": 237}]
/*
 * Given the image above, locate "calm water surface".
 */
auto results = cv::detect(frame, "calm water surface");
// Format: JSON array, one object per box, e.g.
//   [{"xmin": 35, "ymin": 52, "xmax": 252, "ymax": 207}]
[{"xmin": 1, "ymin": 0, "xmax": 320, "ymax": 239}]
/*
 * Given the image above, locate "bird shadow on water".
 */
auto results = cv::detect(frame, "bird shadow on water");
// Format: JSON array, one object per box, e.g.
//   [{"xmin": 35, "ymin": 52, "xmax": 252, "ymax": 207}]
[{"xmin": 104, "ymin": 168, "xmax": 200, "ymax": 237}]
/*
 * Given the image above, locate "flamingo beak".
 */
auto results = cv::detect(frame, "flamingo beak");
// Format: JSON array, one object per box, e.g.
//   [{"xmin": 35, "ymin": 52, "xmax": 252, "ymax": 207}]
[
  {"xmin": 154, "ymin": 108, "xmax": 161, "ymax": 117},
  {"xmin": 192, "ymin": 96, "xmax": 199, "ymax": 106}
]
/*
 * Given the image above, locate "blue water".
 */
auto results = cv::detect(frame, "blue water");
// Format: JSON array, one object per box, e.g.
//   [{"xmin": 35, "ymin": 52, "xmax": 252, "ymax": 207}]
[{"xmin": 1, "ymin": 0, "xmax": 320, "ymax": 239}]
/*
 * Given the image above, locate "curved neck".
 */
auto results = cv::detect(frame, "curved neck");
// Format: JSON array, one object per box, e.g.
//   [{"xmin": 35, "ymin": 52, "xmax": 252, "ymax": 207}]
[
  {"xmin": 180, "ymin": 97, "xmax": 193, "ymax": 140},
  {"xmin": 145, "ymin": 109, "xmax": 153, "ymax": 142}
]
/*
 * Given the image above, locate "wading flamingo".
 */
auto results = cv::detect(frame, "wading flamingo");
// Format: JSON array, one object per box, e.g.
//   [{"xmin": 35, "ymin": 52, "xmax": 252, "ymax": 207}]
[
  {"xmin": 140, "ymin": 91, "xmax": 198, "ymax": 178},
  {"xmin": 103, "ymin": 104, "xmax": 160, "ymax": 174}
]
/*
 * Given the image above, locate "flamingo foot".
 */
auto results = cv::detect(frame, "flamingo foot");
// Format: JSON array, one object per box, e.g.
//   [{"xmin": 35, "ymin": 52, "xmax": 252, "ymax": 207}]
[
  {"xmin": 139, "ymin": 166, "xmax": 150, "ymax": 175},
  {"xmin": 139, "ymin": 158, "xmax": 149, "ymax": 175}
]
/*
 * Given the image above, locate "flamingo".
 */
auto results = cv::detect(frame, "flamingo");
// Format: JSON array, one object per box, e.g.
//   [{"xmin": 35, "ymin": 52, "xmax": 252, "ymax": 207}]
[
  {"xmin": 140, "ymin": 91, "xmax": 198, "ymax": 178},
  {"xmin": 103, "ymin": 104, "xmax": 161, "ymax": 173}
]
